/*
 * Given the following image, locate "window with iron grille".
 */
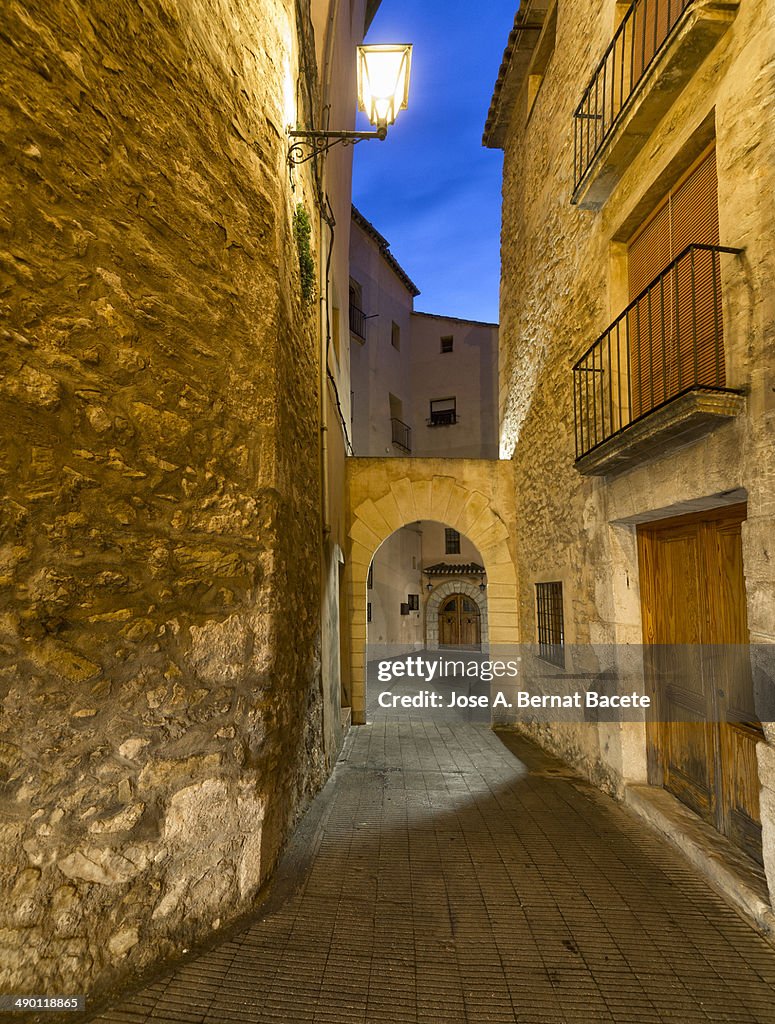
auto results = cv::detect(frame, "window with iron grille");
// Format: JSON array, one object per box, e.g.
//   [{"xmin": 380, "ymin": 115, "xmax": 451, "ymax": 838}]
[
  {"xmin": 429, "ymin": 397, "xmax": 456, "ymax": 426},
  {"xmin": 407, "ymin": 594, "xmax": 419, "ymax": 611},
  {"xmin": 536, "ymin": 582, "xmax": 565, "ymax": 667},
  {"xmin": 445, "ymin": 528, "xmax": 461, "ymax": 555},
  {"xmin": 440, "ymin": 335, "xmax": 453, "ymax": 353}
]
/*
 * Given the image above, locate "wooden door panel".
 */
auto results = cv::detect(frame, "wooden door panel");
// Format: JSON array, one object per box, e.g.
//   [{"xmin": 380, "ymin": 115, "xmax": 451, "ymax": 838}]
[
  {"xmin": 664, "ymin": 721, "xmax": 716, "ymax": 821},
  {"xmin": 721, "ymin": 722, "xmax": 763, "ymax": 864},
  {"xmin": 440, "ymin": 595, "xmax": 481, "ymax": 648},
  {"xmin": 638, "ymin": 504, "xmax": 762, "ymax": 862}
]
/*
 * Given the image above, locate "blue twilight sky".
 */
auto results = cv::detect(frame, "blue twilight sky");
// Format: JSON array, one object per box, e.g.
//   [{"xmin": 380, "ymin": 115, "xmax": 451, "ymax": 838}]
[{"xmin": 352, "ymin": 1, "xmax": 517, "ymax": 325}]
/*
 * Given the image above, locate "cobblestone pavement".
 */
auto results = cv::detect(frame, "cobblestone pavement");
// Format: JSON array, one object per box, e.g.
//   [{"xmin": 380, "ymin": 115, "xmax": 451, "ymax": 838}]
[{"xmin": 92, "ymin": 686, "xmax": 775, "ymax": 1023}]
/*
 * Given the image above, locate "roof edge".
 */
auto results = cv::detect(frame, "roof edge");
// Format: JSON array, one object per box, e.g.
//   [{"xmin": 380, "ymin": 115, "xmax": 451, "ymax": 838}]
[
  {"xmin": 351, "ymin": 205, "xmax": 421, "ymax": 297},
  {"xmin": 482, "ymin": 2, "xmax": 549, "ymax": 149},
  {"xmin": 412, "ymin": 310, "xmax": 498, "ymax": 329}
]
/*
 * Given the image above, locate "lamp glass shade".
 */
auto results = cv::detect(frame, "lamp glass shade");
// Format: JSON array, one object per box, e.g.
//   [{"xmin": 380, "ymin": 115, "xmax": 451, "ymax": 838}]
[{"xmin": 357, "ymin": 44, "xmax": 412, "ymax": 129}]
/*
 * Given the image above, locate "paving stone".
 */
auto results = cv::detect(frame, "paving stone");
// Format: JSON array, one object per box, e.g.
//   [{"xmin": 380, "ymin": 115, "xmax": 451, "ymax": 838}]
[{"xmin": 91, "ymin": 698, "xmax": 775, "ymax": 1023}]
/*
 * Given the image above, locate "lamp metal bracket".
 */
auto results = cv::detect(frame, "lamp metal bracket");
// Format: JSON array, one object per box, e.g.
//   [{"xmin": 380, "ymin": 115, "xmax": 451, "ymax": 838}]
[{"xmin": 288, "ymin": 127, "xmax": 387, "ymax": 166}]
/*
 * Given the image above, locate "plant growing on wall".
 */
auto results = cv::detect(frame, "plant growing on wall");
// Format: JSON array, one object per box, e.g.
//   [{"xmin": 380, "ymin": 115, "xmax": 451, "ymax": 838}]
[{"xmin": 293, "ymin": 203, "xmax": 315, "ymax": 304}]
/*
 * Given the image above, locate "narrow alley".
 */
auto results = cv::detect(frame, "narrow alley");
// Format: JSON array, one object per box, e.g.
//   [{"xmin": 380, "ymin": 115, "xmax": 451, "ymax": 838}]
[
  {"xmin": 92, "ymin": 679, "xmax": 775, "ymax": 1024},
  {"xmin": 3, "ymin": 0, "xmax": 775, "ymax": 1018}
]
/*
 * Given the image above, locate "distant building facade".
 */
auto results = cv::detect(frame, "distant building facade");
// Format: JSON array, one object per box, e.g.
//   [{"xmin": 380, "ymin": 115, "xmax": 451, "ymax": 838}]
[{"xmin": 349, "ymin": 207, "xmax": 499, "ymax": 650}]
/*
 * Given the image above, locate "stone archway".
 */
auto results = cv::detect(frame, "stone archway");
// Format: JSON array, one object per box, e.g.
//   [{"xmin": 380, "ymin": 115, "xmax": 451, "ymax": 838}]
[
  {"xmin": 345, "ymin": 458, "xmax": 519, "ymax": 723},
  {"xmin": 426, "ymin": 579, "xmax": 489, "ymax": 650}
]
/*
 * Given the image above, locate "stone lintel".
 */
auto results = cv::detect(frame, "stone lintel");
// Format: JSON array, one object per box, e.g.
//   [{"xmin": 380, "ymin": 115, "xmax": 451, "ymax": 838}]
[
  {"xmin": 575, "ymin": 390, "xmax": 745, "ymax": 477},
  {"xmin": 573, "ymin": 2, "xmax": 739, "ymax": 210}
]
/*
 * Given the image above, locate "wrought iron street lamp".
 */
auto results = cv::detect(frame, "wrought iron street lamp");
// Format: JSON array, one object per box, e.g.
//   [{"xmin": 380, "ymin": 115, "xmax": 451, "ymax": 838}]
[{"xmin": 289, "ymin": 43, "xmax": 412, "ymax": 165}]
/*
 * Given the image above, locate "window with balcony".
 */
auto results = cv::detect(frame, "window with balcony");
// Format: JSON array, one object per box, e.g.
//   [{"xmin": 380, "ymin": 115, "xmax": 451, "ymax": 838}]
[
  {"xmin": 389, "ymin": 393, "xmax": 411, "ymax": 452},
  {"xmin": 572, "ymin": 0, "xmax": 739, "ymax": 208},
  {"xmin": 429, "ymin": 397, "xmax": 457, "ymax": 426},
  {"xmin": 573, "ymin": 145, "xmax": 744, "ymax": 474},
  {"xmin": 349, "ymin": 279, "xmax": 366, "ymax": 341}
]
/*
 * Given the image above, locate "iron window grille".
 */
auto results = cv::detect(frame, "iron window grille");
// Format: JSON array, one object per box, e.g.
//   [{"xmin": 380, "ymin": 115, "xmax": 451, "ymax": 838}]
[
  {"xmin": 536, "ymin": 582, "xmax": 565, "ymax": 667},
  {"xmin": 407, "ymin": 594, "xmax": 419, "ymax": 611},
  {"xmin": 573, "ymin": 0, "xmax": 692, "ymax": 198},
  {"xmin": 349, "ymin": 304, "xmax": 366, "ymax": 339},
  {"xmin": 572, "ymin": 244, "xmax": 741, "ymax": 459},
  {"xmin": 445, "ymin": 529, "xmax": 461, "ymax": 555},
  {"xmin": 390, "ymin": 417, "xmax": 412, "ymax": 452}
]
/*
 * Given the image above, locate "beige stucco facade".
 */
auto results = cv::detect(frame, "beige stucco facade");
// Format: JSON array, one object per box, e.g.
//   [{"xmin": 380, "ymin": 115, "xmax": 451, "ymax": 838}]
[{"xmin": 486, "ymin": 0, "xmax": 775, "ymax": 898}]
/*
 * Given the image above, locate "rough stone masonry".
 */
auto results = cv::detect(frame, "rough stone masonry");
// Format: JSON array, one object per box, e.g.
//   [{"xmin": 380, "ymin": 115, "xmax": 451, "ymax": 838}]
[{"xmin": 0, "ymin": 0, "xmax": 327, "ymax": 1002}]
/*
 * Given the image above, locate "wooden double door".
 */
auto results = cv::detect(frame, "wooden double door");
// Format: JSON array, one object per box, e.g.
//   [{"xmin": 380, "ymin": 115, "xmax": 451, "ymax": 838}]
[
  {"xmin": 439, "ymin": 594, "xmax": 481, "ymax": 648},
  {"xmin": 638, "ymin": 504, "xmax": 762, "ymax": 864}
]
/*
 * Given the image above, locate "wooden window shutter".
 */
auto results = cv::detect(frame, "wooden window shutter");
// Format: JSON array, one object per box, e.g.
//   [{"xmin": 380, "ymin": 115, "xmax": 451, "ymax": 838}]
[
  {"xmin": 627, "ymin": 145, "xmax": 722, "ymax": 418},
  {"xmin": 630, "ymin": 0, "xmax": 689, "ymax": 85},
  {"xmin": 670, "ymin": 148, "xmax": 723, "ymax": 392},
  {"xmin": 628, "ymin": 200, "xmax": 671, "ymax": 416}
]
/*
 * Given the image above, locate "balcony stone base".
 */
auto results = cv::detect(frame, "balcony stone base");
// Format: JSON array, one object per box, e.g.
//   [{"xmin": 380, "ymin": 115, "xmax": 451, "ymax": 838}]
[{"xmin": 575, "ymin": 389, "xmax": 745, "ymax": 476}]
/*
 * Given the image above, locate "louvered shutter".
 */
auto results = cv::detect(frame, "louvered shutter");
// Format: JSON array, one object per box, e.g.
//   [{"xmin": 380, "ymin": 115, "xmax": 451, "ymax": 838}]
[
  {"xmin": 627, "ymin": 146, "xmax": 722, "ymax": 418},
  {"xmin": 630, "ymin": 0, "xmax": 692, "ymax": 85},
  {"xmin": 628, "ymin": 200, "xmax": 671, "ymax": 416},
  {"xmin": 670, "ymin": 149, "xmax": 724, "ymax": 392}
]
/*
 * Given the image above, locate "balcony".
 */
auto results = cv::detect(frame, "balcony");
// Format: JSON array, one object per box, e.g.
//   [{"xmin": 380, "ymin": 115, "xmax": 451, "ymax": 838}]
[
  {"xmin": 572, "ymin": 0, "xmax": 738, "ymax": 209},
  {"xmin": 573, "ymin": 244, "xmax": 744, "ymax": 476},
  {"xmin": 350, "ymin": 304, "xmax": 366, "ymax": 340},
  {"xmin": 391, "ymin": 417, "xmax": 412, "ymax": 453}
]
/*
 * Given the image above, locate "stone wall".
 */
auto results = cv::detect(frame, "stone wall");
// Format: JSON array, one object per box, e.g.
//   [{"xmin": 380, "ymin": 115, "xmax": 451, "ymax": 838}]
[
  {"xmin": 494, "ymin": 0, "xmax": 775, "ymax": 799},
  {"xmin": 0, "ymin": 0, "xmax": 329, "ymax": 1002}
]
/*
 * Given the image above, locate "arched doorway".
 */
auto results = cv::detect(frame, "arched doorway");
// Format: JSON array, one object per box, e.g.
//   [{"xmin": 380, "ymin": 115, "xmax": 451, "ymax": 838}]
[
  {"xmin": 426, "ymin": 578, "xmax": 489, "ymax": 650},
  {"xmin": 345, "ymin": 461, "xmax": 520, "ymax": 723},
  {"xmin": 439, "ymin": 593, "xmax": 481, "ymax": 648}
]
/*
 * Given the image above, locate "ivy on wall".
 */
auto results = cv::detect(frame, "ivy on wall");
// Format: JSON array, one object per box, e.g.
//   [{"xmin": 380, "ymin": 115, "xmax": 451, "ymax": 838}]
[{"xmin": 293, "ymin": 204, "xmax": 315, "ymax": 304}]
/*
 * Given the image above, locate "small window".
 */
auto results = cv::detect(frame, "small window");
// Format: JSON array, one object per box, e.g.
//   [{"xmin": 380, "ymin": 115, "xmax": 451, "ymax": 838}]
[
  {"xmin": 536, "ymin": 582, "xmax": 565, "ymax": 667},
  {"xmin": 391, "ymin": 322, "xmax": 400, "ymax": 350},
  {"xmin": 445, "ymin": 529, "xmax": 461, "ymax": 555},
  {"xmin": 400, "ymin": 602, "xmax": 410, "ymax": 616},
  {"xmin": 367, "ymin": 602, "xmax": 372, "ymax": 623},
  {"xmin": 440, "ymin": 335, "xmax": 453, "ymax": 353},
  {"xmin": 368, "ymin": 563, "xmax": 373, "ymax": 589},
  {"xmin": 429, "ymin": 397, "xmax": 456, "ymax": 426},
  {"xmin": 407, "ymin": 594, "xmax": 419, "ymax": 611}
]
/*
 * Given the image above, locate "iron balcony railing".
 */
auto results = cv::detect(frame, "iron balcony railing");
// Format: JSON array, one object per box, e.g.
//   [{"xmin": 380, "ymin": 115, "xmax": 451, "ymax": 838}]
[
  {"xmin": 349, "ymin": 304, "xmax": 366, "ymax": 339},
  {"xmin": 428, "ymin": 410, "xmax": 457, "ymax": 426},
  {"xmin": 572, "ymin": 244, "xmax": 741, "ymax": 460},
  {"xmin": 573, "ymin": 0, "xmax": 691, "ymax": 195},
  {"xmin": 391, "ymin": 417, "xmax": 412, "ymax": 453}
]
